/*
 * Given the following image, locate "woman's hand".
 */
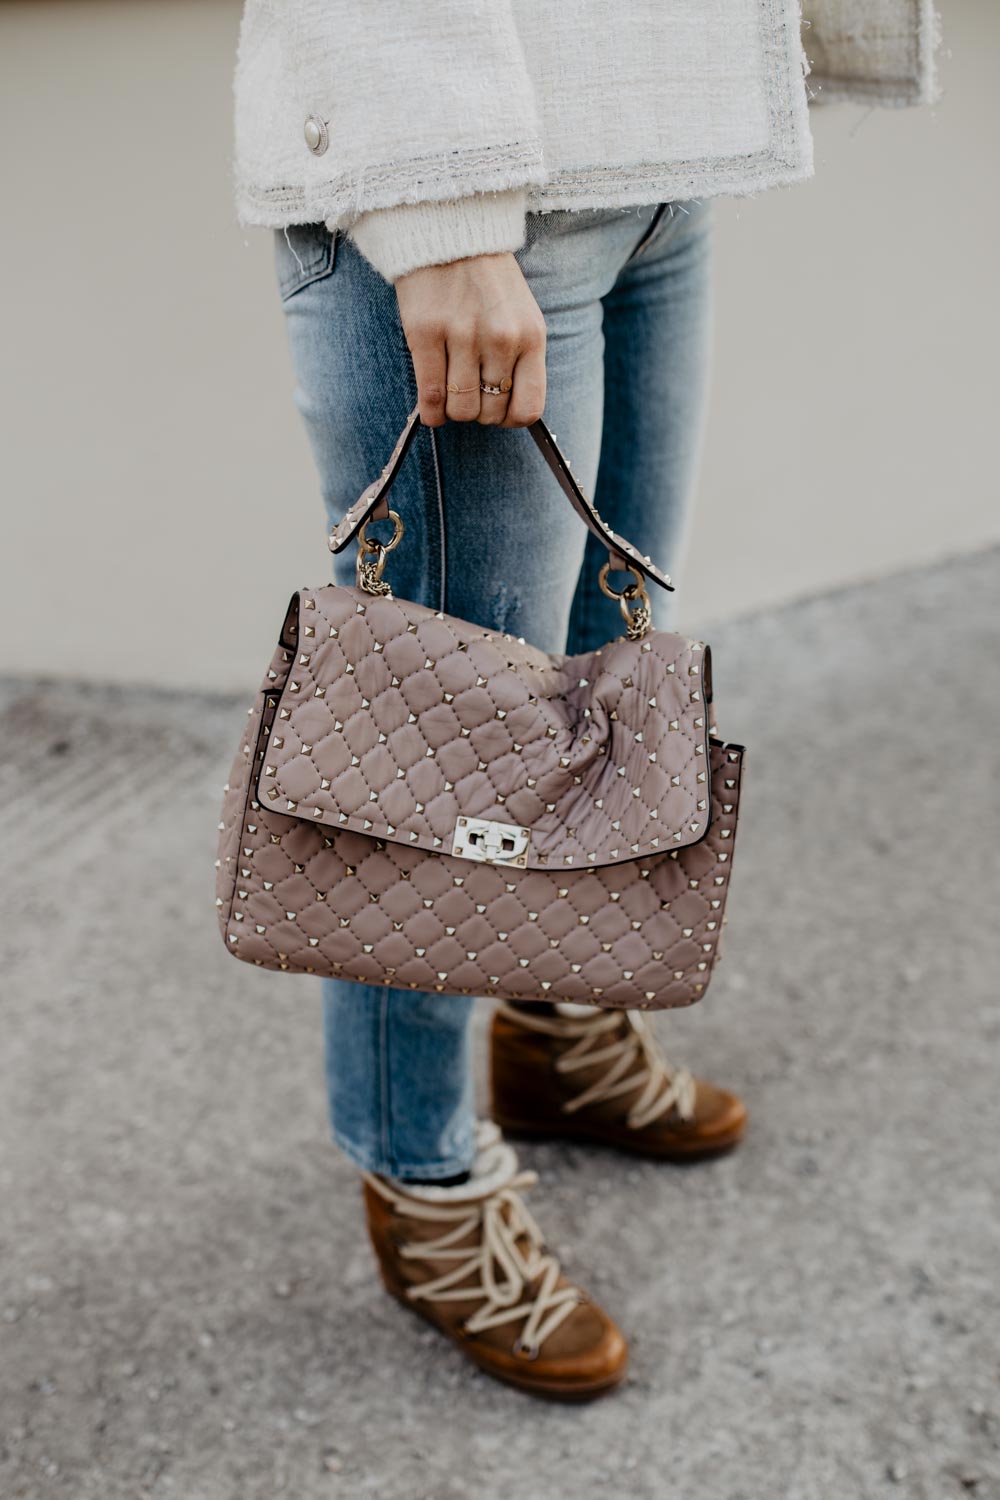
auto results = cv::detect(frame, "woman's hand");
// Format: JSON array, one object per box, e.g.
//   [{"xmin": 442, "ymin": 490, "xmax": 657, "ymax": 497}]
[{"xmin": 394, "ymin": 252, "xmax": 546, "ymax": 429}]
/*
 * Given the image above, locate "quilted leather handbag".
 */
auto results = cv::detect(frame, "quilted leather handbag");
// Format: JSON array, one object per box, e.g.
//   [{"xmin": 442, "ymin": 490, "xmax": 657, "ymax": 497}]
[{"xmin": 217, "ymin": 410, "xmax": 745, "ymax": 1010}]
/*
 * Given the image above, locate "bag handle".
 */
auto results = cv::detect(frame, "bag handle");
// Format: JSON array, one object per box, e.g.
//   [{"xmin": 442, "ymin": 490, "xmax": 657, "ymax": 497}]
[{"xmin": 327, "ymin": 406, "xmax": 674, "ymax": 595}]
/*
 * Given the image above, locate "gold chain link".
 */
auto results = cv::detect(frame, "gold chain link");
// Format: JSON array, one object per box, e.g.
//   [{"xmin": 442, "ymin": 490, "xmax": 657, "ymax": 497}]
[
  {"xmin": 355, "ymin": 511, "xmax": 404, "ymax": 596},
  {"xmin": 597, "ymin": 560, "xmax": 652, "ymax": 639}
]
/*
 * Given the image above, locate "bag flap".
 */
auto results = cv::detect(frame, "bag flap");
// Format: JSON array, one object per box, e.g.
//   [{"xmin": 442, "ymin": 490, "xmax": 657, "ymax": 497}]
[{"xmin": 256, "ymin": 586, "xmax": 714, "ymax": 871}]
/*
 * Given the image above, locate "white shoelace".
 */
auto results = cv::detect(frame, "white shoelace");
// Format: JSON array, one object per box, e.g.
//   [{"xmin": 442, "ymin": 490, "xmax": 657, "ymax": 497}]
[
  {"xmin": 366, "ymin": 1170, "xmax": 583, "ymax": 1356},
  {"xmin": 499, "ymin": 1003, "xmax": 697, "ymax": 1129}
]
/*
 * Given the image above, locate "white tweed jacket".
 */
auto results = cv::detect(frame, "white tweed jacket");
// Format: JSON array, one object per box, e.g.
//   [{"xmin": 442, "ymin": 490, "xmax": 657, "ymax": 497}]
[{"xmin": 234, "ymin": 0, "xmax": 938, "ymax": 281}]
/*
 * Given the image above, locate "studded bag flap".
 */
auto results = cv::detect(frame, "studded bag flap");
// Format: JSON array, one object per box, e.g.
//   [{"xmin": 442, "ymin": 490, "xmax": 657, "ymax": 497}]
[{"xmin": 217, "ymin": 412, "xmax": 745, "ymax": 1010}]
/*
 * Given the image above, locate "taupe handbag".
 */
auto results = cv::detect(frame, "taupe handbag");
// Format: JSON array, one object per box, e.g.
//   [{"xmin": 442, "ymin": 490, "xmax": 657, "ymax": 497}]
[{"xmin": 217, "ymin": 411, "xmax": 744, "ymax": 1010}]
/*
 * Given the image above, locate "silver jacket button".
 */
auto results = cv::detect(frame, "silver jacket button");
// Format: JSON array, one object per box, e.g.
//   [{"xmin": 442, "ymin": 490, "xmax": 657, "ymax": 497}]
[{"xmin": 303, "ymin": 116, "xmax": 328, "ymax": 155}]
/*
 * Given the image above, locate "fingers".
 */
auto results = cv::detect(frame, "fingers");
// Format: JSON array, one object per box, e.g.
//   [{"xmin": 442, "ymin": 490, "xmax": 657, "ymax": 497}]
[
  {"xmin": 474, "ymin": 322, "xmax": 516, "ymax": 426},
  {"xmin": 396, "ymin": 255, "xmax": 547, "ymax": 428},
  {"xmin": 502, "ymin": 333, "xmax": 547, "ymax": 429},
  {"xmin": 410, "ymin": 324, "xmax": 545, "ymax": 429},
  {"xmin": 408, "ymin": 327, "xmax": 447, "ymax": 427},
  {"xmin": 444, "ymin": 339, "xmax": 482, "ymax": 423}
]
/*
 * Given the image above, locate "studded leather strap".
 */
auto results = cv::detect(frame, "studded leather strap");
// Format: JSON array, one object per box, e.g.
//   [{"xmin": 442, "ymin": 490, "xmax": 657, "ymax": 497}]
[{"xmin": 327, "ymin": 408, "xmax": 675, "ymax": 594}]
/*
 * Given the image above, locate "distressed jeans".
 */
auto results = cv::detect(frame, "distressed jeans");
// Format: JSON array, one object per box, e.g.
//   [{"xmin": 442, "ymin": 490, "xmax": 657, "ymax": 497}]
[{"xmin": 275, "ymin": 201, "xmax": 712, "ymax": 1179}]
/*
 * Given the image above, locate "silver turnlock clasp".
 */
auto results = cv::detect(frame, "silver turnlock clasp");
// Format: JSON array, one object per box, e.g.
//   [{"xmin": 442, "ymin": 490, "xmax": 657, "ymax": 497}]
[{"xmin": 452, "ymin": 817, "xmax": 530, "ymax": 868}]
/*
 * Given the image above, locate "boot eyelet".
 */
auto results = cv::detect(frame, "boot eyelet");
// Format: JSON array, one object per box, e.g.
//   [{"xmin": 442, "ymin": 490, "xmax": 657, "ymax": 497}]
[{"xmin": 513, "ymin": 1337, "xmax": 540, "ymax": 1361}]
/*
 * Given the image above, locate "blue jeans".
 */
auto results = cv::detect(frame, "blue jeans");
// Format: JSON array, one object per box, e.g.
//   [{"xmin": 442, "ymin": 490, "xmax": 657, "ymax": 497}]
[{"xmin": 276, "ymin": 201, "xmax": 712, "ymax": 1179}]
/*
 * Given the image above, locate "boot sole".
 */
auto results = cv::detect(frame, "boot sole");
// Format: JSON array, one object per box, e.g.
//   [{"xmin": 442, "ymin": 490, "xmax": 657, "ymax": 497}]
[
  {"xmin": 491, "ymin": 1111, "xmax": 746, "ymax": 1162},
  {"xmin": 381, "ymin": 1283, "xmax": 627, "ymax": 1402}
]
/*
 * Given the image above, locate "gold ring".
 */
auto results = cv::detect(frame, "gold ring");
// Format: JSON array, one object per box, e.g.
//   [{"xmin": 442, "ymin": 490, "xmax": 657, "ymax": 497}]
[
  {"xmin": 358, "ymin": 509, "xmax": 405, "ymax": 557},
  {"xmin": 480, "ymin": 377, "xmax": 513, "ymax": 396},
  {"xmin": 446, "ymin": 382, "xmax": 479, "ymax": 394},
  {"xmin": 598, "ymin": 560, "xmax": 645, "ymax": 601}
]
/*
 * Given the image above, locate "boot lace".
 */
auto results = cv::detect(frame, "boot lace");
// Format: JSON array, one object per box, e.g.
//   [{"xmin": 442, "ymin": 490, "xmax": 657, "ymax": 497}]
[
  {"xmin": 500, "ymin": 1004, "xmax": 696, "ymax": 1129},
  {"xmin": 366, "ymin": 1171, "xmax": 583, "ymax": 1357}
]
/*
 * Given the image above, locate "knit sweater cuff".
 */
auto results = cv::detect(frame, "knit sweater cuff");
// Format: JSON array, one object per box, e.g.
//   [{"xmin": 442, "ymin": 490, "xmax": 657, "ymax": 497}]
[{"xmin": 345, "ymin": 190, "xmax": 528, "ymax": 282}]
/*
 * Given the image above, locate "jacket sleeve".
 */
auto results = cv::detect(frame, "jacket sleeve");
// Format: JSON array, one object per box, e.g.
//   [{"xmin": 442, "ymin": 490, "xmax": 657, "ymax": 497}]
[
  {"xmin": 279, "ymin": 1, "xmax": 545, "ymax": 276},
  {"xmin": 803, "ymin": 0, "xmax": 940, "ymax": 106}
]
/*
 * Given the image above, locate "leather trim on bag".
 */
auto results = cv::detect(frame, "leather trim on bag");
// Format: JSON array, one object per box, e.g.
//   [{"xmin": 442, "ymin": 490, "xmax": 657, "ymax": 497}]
[{"xmin": 327, "ymin": 408, "xmax": 675, "ymax": 595}]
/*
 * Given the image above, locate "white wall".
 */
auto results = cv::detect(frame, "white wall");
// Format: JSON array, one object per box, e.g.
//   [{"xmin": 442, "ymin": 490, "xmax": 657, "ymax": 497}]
[{"xmin": 1, "ymin": 0, "xmax": 997, "ymax": 692}]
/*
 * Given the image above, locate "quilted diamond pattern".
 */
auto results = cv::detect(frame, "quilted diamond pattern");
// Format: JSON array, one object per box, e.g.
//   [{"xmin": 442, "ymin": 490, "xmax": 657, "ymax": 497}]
[
  {"xmin": 257, "ymin": 587, "xmax": 713, "ymax": 870},
  {"xmin": 216, "ymin": 590, "xmax": 745, "ymax": 1011}
]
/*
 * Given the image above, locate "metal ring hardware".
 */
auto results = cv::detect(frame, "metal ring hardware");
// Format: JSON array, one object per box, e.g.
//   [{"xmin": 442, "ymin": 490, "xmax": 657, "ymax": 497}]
[
  {"xmin": 356, "ymin": 510, "xmax": 404, "ymax": 596},
  {"xmin": 598, "ymin": 560, "xmax": 652, "ymax": 641}
]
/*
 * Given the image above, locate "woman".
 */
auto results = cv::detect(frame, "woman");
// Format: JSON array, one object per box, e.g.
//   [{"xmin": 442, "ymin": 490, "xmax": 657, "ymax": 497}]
[{"xmin": 233, "ymin": 1, "xmax": 936, "ymax": 1400}]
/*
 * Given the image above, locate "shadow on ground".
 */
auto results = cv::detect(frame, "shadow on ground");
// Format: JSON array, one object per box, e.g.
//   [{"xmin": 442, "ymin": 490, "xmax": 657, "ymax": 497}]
[{"xmin": 1, "ymin": 550, "xmax": 998, "ymax": 1500}]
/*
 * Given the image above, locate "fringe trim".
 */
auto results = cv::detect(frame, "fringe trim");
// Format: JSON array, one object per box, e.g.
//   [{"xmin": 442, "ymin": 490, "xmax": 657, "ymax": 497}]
[{"xmin": 237, "ymin": 150, "xmax": 815, "ymax": 232}]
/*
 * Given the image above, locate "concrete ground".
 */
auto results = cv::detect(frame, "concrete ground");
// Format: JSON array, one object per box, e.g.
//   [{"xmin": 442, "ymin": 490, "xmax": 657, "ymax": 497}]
[{"xmin": 2, "ymin": 550, "xmax": 998, "ymax": 1500}]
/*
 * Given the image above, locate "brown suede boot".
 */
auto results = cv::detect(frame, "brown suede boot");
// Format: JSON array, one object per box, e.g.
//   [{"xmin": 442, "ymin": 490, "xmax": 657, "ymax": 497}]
[
  {"xmin": 490, "ymin": 1002, "xmax": 747, "ymax": 1160},
  {"xmin": 362, "ymin": 1124, "xmax": 627, "ymax": 1401}
]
